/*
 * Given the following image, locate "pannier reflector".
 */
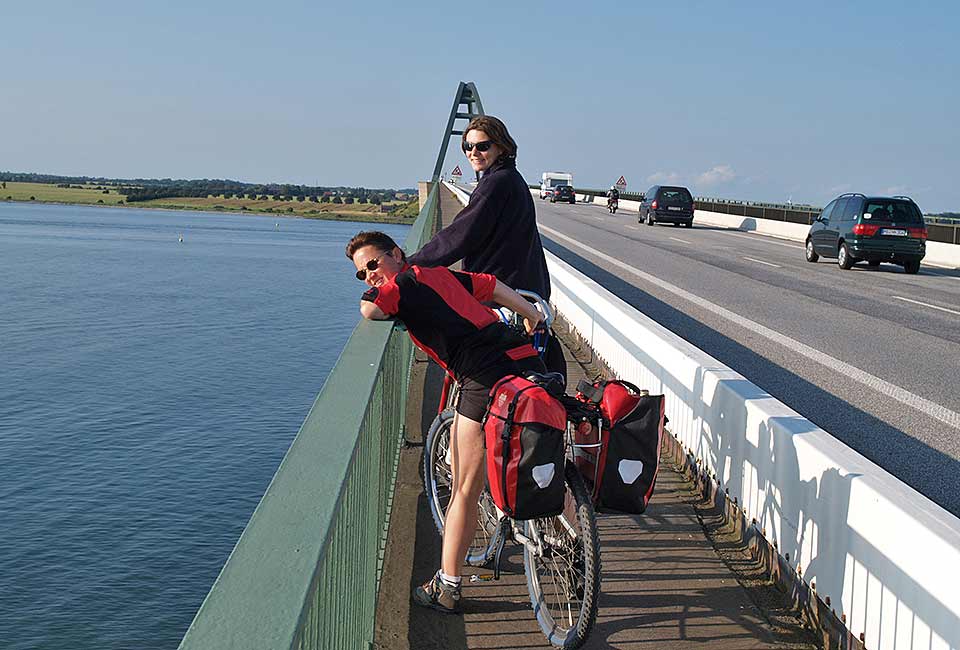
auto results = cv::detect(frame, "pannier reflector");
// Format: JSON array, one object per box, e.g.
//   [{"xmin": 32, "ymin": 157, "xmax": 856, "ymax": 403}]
[
  {"xmin": 532, "ymin": 463, "xmax": 556, "ymax": 489},
  {"xmin": 618, "ymin": 459, "xmax": 645, "ymax": 484}
]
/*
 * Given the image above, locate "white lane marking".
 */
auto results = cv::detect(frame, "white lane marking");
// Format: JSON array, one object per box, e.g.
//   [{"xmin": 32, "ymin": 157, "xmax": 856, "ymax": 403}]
[
  {"xmin": 669, "ymin": 237, "xmax": 692, "ymax": 244},
  {"xmin": 716, "ymin": 230, "xmax": 803, "ymax": 249},
  {"xmin": 743, "ymin": 256, "xmax": 781, "ymax": 268},
  {"xmin": 539, "ymin": 223, "xmax": 960, "ymax": 431},
  {"xmin": 892, "ymin": 296, "xmax": 960, "ymax": 316}
]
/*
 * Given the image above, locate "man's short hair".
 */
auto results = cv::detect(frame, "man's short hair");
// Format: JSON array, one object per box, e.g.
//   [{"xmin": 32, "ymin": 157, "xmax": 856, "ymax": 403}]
[{"xmin": 345, "ymin": 230, "xmax": 405, "ymax": 261}]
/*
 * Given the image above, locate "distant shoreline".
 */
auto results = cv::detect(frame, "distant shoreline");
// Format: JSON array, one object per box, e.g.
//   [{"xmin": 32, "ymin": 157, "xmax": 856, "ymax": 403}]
[{"xmin": 0, "ymin": 197, "xmax": 416, "ymax": 225}]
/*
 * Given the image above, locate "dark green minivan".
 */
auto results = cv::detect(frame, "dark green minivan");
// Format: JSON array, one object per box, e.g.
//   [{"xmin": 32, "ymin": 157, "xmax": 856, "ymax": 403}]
[{"xmin": 805, "ymin": 193, "xmax": 927, "ymax": 273}]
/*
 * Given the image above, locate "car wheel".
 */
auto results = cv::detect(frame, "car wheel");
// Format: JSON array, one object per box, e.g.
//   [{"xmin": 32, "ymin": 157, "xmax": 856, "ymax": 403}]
[
  {"xmin": 903, "ymin": 260, "xmax": 921, "ymax": 274},
  {"xmin": 867, "ymin": 260, "xmax": 881, "ymax": 268},
  {"xmin": 646, "ymin": 213, "xmax": 655, "ymax": 226},
  {"xmin": 805, "ymin": 239, "xmax": 819, "ymax": 262},
  {"xmin": 685, "ymin": 220, "xmax": 693, "ymax": 228},
  {"xmin": 838, "ymin": 242, "xmax": 855, "ymax": 269}
]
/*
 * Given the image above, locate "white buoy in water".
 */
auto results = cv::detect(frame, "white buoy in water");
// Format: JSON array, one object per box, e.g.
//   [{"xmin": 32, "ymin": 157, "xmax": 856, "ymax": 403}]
[
  {"xmin": 178, "ymin": 234, "xmax": 183, "ymax": 243},
  {"xmin": 275, "ymin": 222, "xmax": 279, "ymax": 230}
]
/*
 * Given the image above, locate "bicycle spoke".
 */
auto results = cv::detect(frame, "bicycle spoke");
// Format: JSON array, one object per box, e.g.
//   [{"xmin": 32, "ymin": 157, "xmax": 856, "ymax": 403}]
[{"xmin": 524, "ymin": 464, "xmax": 600, "ymax": 648}]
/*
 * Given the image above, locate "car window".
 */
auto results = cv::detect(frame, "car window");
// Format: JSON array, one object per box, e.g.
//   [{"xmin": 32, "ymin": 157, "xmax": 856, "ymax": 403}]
[
  {"xmin": 863, "ymin": 200, "xmax": 923, "ymax": 224},
  {"xmin": 645, "ymin": 187, "xmax": 657, "ymax": 200},
  {"xmin": 819, "ymin": 199, "xmax": 838, "ymax": 221},
  {"xmin": 660, "ymin": 188, "xmax": 692, "ymax": 203},
  {"xmin": 830, "ymin": 198, "xmax": 849, "ymax": 221},
  {"xmin": 840, "ymin": 197, "xmax": 863, "ymax": 221}
]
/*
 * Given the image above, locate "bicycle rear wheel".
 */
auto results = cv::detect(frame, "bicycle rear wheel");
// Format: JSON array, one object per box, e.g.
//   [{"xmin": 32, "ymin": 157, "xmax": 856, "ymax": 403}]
[
  {"xmin": 423, "ymin": 408, "xmax": 501, "ymax": 566},
  {"xmin": 523, "ymin": 461, "xmax": 601, "ymax": 649}
]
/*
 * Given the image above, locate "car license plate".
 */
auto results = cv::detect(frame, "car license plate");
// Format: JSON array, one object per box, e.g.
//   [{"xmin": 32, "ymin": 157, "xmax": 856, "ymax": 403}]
[
  {"xmin": 668, "ymin": 206, "xmax": 682, "ymax": 211},
  {"xmin": 881, "ymin": 228, "xmax": 907, "ymax": 236}
]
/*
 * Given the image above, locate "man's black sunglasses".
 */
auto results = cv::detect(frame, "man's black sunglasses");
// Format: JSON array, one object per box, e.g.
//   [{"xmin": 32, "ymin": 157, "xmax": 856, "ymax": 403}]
[
  {"xmin": 356, "ymin": 251, "xmax": 389, "ymax": 281},
  {"xmin": 462, "ymin": 140, "xmax": 493, "ymax": 153}
]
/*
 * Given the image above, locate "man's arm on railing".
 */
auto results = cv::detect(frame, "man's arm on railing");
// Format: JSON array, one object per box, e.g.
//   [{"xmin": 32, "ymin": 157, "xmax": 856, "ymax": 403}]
[{"xmin": 360, "ymin": 300, "xmax": 388, "ymax": 320}]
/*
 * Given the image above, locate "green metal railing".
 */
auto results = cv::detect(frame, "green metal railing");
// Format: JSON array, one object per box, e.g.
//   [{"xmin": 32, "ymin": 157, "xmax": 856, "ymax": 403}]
[{"xmin": 178, "ymin": 184, "xmax": 440, "ymax": 650}]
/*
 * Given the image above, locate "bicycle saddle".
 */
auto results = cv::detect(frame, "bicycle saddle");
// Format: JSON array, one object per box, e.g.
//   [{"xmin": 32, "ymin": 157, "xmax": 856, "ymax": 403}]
[{"xmin": 524, "ymin": 371, "xmax": 566, "ymax": 397}]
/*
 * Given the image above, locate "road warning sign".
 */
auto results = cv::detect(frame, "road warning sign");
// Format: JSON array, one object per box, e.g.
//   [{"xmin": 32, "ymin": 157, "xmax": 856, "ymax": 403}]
[
  {"xmin": 451, "ymin": 165, "xmax": 463, "ymax": 177},
  {"xmin": 615, "ymin": 176, "xmax": 627, "ymax": 190}
]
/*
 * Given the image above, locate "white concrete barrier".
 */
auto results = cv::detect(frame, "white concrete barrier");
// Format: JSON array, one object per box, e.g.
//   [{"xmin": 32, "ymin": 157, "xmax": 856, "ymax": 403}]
[
  {"xmin": 545, "ymin": 251, "xmax": 960, "ymax": 650},
  {"xmin": 693, "ymin": 208, "xmax": 812, "ymax": 241}
]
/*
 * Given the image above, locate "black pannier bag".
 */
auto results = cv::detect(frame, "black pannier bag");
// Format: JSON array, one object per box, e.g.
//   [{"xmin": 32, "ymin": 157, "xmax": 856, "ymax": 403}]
[
  {"xmin": 483, "ymin": 375, "xmax": 567, "ymax": 520},
  {"xmin": 574, "ymin": 379, "xmax": 665, "ymax": 514}
]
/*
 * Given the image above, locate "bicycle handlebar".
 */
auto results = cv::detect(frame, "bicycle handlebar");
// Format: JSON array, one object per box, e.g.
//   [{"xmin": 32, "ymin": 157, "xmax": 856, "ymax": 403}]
[{"xmin": 513, "ymin": 289, "xmax": 554, "ymax": 330}]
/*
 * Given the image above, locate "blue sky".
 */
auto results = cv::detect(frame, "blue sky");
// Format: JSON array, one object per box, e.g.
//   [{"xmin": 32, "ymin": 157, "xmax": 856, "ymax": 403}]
[{"xmin": 3, "ymin": 1, "xmax": 958, "ymax": 210}]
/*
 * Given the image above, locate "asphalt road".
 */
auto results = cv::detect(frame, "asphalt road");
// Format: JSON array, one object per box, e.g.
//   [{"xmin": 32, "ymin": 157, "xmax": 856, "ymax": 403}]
[{"xmin": 535, "ymin": 197, "xmax": 960, "ymax": 516}]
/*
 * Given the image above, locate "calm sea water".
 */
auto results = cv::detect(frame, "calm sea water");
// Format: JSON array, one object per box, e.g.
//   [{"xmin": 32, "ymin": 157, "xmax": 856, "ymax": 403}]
[{"xmin": 0, "ymin": 202, "xmax": 409, "ymax": 649}]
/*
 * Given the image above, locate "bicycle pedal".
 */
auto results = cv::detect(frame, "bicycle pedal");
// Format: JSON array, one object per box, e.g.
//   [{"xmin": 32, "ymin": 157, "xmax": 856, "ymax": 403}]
[{"xmin": 469, "ymin": 574, "xmax": 495, "ymax": 583}]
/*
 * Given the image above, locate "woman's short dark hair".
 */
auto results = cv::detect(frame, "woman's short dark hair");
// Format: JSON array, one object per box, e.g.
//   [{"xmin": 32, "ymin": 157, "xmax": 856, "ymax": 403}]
[
  {"xmin": 463, "ymin": 115, "xmax": 517, "ymax": 159},
  {"xmin": 345, "ymin": 230, "xmax": 405, "ymax": 261}
]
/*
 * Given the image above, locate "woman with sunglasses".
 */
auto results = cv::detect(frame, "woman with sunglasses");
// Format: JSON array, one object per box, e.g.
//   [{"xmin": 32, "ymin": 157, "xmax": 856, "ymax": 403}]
[
  {"xmin": 346, "ymin": 230, "xmax": 546, "ymax": 614},
  {"xmin": 408, "ymin": 115, "xmax": 566, "ymax": 379}
]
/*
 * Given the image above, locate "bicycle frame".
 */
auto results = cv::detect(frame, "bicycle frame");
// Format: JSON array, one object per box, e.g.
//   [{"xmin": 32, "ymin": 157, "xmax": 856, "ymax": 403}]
[{"xmin": 437, "ymin": 373, "xmax": 455, "ymax": 416}]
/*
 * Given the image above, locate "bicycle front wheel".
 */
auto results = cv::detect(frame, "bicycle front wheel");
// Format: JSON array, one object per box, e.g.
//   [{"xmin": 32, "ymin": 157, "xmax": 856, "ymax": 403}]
[
  {"xmin": 524, "ymin": 461, "xmax": 601, "ymax": 649},
  {"xmin": 423, "ymin": 408, "xmax": 501, "ymax": 566}
]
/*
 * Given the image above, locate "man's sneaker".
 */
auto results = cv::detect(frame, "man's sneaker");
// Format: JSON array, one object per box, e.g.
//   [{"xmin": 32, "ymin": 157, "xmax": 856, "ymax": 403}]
[{"xmin": 412, "ymin": 571, "xmax": 462, "ymax": 614}]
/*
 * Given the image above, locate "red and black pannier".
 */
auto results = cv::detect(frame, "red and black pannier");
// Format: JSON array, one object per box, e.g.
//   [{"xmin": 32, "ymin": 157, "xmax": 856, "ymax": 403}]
[
  {"xmin": 573, "ymin": 379, "xmax": 665, "ymax": 514},
  {"xmin": 483, "ymin": 375, "xmax": 567, "ymax": 520}
]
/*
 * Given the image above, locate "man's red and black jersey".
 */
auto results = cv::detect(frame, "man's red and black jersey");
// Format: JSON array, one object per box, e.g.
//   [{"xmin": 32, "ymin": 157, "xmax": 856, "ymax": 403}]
[{"xmin": 362, "ymin": 265, "xmax": 538, "ymax": 379}]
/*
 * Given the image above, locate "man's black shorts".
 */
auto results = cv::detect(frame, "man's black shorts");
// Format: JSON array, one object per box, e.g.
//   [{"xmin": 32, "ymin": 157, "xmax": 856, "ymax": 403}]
[{"xmin": 455, "ymin": 356, "xmax": 546, "ymax": 422}]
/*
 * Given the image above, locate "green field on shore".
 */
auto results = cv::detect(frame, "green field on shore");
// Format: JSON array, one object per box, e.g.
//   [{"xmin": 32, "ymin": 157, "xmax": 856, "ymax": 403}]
[
  {"xmin": 1, "ymin": 181, "xmax": 123, "ymax": 204},
  {"xmin": 0, "ymin": 182, "xmax": 419, "ymax": 222}
]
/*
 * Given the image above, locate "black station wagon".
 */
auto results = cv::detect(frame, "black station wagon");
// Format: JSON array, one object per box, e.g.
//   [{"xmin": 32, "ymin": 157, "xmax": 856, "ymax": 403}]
[
  {"xmin": 805, "ymin": 193, "xmax": 927, "ymax": 273},
  {"xmin": 550, "ymin": 184, "xmax": 576, "ymax": 204},
  {"xmin": 639, "ymin": 185, "xmax": 695, "ymax": 227}
]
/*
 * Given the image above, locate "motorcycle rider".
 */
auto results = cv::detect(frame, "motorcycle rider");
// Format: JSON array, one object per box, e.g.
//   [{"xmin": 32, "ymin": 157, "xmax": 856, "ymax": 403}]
[{"xmin": 606, "ymin": 185, "xmax": 620, "ymax": 210}]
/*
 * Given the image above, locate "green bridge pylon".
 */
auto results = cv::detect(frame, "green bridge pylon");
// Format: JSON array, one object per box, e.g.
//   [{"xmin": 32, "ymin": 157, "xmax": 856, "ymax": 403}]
[{"xmin": 431, "ymin": 81, "xmax": 485, "ymax": 184}]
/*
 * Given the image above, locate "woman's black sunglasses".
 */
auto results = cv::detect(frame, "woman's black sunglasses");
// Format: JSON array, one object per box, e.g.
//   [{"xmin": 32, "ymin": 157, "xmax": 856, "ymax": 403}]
[
  {"xmin": 462, "ymin": 140, "xmax": 493, "ymax": 153},
  {"xmin": 355, "ymin": 252, "xmax": 389, "ymax": 281}
]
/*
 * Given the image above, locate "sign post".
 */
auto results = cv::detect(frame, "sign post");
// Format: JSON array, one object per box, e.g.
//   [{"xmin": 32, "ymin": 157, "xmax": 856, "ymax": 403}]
[{"xmin": 450, "ymin": 165, "xmax": 463, "ymax": 184}]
